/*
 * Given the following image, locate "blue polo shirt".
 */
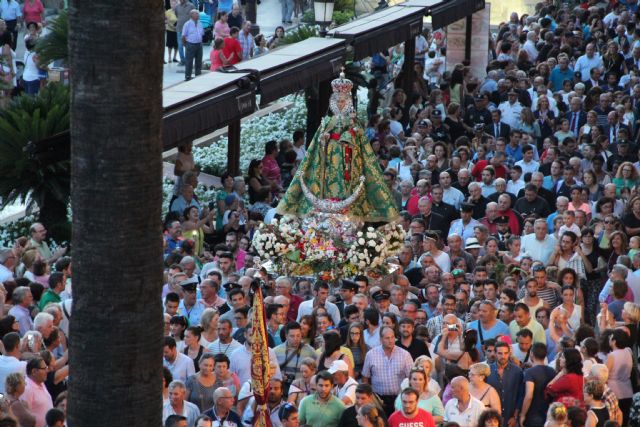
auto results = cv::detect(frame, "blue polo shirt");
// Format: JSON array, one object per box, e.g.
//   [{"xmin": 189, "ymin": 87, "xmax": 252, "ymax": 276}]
[{"xmin": 550, "ymin": 66, "xmax": 574, "ymax": 92}]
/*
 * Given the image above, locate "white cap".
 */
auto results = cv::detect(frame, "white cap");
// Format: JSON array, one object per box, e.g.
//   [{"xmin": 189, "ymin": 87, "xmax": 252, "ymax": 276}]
[{"xmin": 327, "ymin": 360, "xmax": 349, "ymax": 374}]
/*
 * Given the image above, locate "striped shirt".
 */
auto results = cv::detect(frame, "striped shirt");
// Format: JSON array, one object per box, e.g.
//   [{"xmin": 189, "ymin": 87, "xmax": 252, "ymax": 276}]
[
  {"xmin": 362, "ymin": 345, "xmax": 413, "ymax": 396},
  {"xmin": 518, "ymin": 285, "xmax": 561, "ymax": 309}
]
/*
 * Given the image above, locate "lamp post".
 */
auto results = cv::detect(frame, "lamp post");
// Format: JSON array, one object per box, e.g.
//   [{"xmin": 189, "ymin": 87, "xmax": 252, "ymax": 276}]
[{"xmin": 314, "ymin": 0, "xmax": 334, "ymax": 37}]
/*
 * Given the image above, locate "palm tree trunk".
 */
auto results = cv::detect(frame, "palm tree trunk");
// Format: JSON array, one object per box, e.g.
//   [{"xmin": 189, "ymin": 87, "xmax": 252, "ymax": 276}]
[{"xmin": 67, "ymin": 1, "xmax": 164, "ymax": 426}]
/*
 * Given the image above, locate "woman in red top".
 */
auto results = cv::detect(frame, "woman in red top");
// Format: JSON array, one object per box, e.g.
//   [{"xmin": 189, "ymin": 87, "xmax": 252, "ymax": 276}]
[
  {"xmin": 545, "ymin": 348, "xmax": 584, "ymax": 405},
  {"xmin": 22, "ymin": 0, "xmax": 45, "ymax": 24},
  {"xmin": 209, "ymin": 38, "xmax": 229, "ymax": 71}
]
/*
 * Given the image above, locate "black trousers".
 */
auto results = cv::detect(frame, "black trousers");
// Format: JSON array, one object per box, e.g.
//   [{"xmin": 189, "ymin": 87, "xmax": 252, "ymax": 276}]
[
  {"xmin": 184, "ymin": 41, "xmax": 202, "ymax": 80},
  {"xmin": 5, "ymin": 20, "xmax": 17, "ymax": 51}
]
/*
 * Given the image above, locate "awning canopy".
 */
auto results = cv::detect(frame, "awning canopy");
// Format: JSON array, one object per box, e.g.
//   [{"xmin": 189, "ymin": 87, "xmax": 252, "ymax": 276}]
[
  {"xmin": 398, "ymin": 0, "xmax": 486, "ymax": 29},
  {"xmin": 162, "ymin": 71, "xmax": 256, "ymax": 151},
  {"xmin": 328, "ymin": 6, "xmax": 425, "ymax": 61},
  {"xmin": 236, "ymin": 37, "xmax": 346, "ymax": 106}
]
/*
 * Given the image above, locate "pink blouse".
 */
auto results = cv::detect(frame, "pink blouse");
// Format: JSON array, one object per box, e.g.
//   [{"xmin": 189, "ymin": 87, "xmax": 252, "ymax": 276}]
[
  {"xmin": 23, "ymin": 0, "xmax": 44, "ymax": 24},
  {"xmin": 213, "ymin": 21, "xmax": 230, "ymax": 40}
]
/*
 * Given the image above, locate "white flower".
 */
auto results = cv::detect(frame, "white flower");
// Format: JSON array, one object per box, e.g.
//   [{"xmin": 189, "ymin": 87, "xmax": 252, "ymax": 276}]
[
  {"xmin": 358, "ymin": 238, "xmax": 365, "ymax": 245},
  {"xmin": 368, "ymin": 240, "xmax": 376, "ymax": 247}
]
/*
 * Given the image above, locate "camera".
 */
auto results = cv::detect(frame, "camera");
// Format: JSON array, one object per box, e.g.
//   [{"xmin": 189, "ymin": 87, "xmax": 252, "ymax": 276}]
[
  {"xmin": 473, "ymin": 123, "xmax": 484, "ymax": 133},
  {"xmin": 447, "ymin": 324, "xmax": 458, "ymax": 331}
]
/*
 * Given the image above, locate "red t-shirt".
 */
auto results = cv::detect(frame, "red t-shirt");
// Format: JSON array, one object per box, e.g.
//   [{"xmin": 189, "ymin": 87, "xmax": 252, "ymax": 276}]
[
  {"xmin": 388, "ymin": 409, "xmax": 435, "ymax": 427},
  {"xmin": 471, "ymin": 159, "xmax": 507, "ymax": 181},
  {"xmin": 222, "ymin": 36, "xmax": 242, "ymax": 65}
]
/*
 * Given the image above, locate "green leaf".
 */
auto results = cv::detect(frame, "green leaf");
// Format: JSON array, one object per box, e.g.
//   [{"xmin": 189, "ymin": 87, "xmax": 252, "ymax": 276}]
[{"xmin": 35, "ymin": 10, "xmax": 69, "ymax": 65}]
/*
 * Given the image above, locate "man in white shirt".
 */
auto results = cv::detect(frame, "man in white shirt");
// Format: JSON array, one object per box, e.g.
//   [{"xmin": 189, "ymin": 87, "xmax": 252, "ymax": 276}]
[
  {"xmin": 292, "ymin": 129, "xmax": 306, "ymax": 163},
  {"xmin": 444, "ymin": 376, "xmax": 484, "ymax": 427},
  {"xmin": 499, "ymin": 91, "xmax": 523, "ymax": 129},
  {"xmin": 296, "ymin": 281, "xmax": 341, "ymax": 325},
  {"xmin": 574, "ymin": 43, "xmax": 603, "ymax": 82},
  {"xmin": 229, "ymin": 324, "xmax": 282, "ymax": 384},
  {"xmin": 522, "ymin": 31, "xmax": 538, "ymax": 63},
  {"xmin": 520, "ymin": 219, "xmax": 557, "ymax": 264},
  {"xmin": 506, "ymin": 165, "xmax": 525, "ymax": 196},
  {"xmin": 363, "ymin": 307, "xmax": 381, "ymax": 348},
  {"xmin": 0, "ymin": 333, "xmax": 26, "ymax": 394},
  {"xmin": 440, "ymin": 171, "xmax": 465, "ymax": 209},
  {"xmin": 163, "ymin": 336, "xmax": 195, "ymax": 382},
  {"xmin": 162, "ymin": 380, "xmax": 201, "ymax": 426},
  {"xmin": 328, "ymin": 360, "xmax": 358, "ymax": 406},
  {"xmin": 207, "ymin": 318, "xmax": 242, "ymax": 356},
  {"xmin": 514, "ymin": 145, "xmax": 540, "ymax": 176},
  {"xmin": 0, "ymin": 248, "xmax": 15, "ymax": 283}
]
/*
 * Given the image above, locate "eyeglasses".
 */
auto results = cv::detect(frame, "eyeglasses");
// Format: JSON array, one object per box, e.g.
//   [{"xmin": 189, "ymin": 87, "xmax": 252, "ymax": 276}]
[
  {"xmin": 349, "ymin": 331, "xmax": 361, "ymax": 335},
  {"xmin": 604, "ymin": 220, "xmax": 614, "ymax": 224}
]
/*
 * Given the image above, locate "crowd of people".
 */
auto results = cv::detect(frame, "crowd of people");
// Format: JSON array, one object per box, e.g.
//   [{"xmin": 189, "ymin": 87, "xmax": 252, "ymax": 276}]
[
  {"xmin": 0, "ymin": 0, "xmax": 48, "ymax": 105},
  {"xmin": 7, "ymin": 0, "xmax": 640, "ymax": 425},
  {"xmin": 165, "ymin": 0, "xmax": 293, "ymax": 81},
  {"xmin": 156, "ymin": 0, "xmax": 640, "ymax": 425}
]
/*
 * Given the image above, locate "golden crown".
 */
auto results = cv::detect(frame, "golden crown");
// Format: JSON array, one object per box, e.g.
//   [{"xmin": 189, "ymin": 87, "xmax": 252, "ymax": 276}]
[{"xmin": 331, "ymin": 71, "xmax": 353, "ymax": 95}]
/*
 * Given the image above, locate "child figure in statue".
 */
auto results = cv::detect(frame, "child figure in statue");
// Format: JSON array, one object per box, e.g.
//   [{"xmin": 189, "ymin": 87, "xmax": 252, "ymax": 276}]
[{"xmin": 276, "ymin": 71, "xmax": 399, "ymax": 223}]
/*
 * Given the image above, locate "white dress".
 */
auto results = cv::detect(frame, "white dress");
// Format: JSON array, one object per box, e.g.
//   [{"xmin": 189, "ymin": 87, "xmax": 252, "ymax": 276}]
[{"xmin": 563, "ymin": 303, "xmax": 582, "ymax": 331}]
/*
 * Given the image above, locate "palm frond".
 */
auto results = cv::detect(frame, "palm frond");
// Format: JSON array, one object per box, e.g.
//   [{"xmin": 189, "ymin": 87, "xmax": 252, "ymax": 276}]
[
  {"xmin": 35, "ymin": 10, "xmax": 69, "ymax": 65},
  {"xmin": 0, "ymin": 83, "xmax": 71, "ymax": 211}
]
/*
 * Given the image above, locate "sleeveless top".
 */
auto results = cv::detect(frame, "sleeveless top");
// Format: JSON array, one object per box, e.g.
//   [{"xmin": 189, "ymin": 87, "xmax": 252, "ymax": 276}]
[
  {"xmin": 590, "ymin": 405, "xmax": 609, "ymax": 427},
  {"xmin": 183, "ymin": 345, "xmax": 204, "ymax": 372},
  {"xmin": 607, "ymin": 348, "xmax": 634, "ymax": 399}
]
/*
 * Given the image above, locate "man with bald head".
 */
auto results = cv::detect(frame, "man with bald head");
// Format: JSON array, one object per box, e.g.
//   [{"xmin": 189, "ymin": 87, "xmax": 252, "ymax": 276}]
[
  {"xmin": 487, "ymin": 177, "xmax": 516, "ymax": 205},
  {"xmin": 497, "ymin": 194, "xmax": 521, "ymax": 235},
  {"xmin": 413, "ymin": 197, "xmax": 448, "ymax": 239},
  {"xmin": 480, "ymin": 202, "xmax": 500, "ymax": 234},
  {"xmin": 453, "ymin": 168, "xmax": 472, "ymax": 197},
  {"xmin": 440, "ymin": 171, "xmax": 464, "ymax": 209},
  {"xmin": 444, "ymin": 376, "xmax": 484, "ymax": 426}
]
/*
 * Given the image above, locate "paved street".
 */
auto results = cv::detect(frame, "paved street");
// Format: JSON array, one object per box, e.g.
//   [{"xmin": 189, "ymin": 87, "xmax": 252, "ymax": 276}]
[{"xmin": 163, "ymin": 0, "xmax": 300, "ymax": 88}]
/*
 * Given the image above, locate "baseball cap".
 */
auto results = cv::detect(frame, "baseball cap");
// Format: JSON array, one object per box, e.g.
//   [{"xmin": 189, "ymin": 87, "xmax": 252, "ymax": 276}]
[{"xmin": 328, "ymin": 360, "xmax": 350, "ymax": 374}]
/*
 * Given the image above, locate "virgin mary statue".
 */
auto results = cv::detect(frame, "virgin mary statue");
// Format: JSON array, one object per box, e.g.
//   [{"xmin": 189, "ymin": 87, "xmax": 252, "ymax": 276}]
[{"xmin": 276, "ymin": 72, "xmax": 398, "ymax": 223}]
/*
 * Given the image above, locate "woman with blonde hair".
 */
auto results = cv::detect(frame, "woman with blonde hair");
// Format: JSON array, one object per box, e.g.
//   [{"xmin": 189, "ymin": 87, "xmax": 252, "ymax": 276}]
[
  {"xmin": 518, "ymin": 107, "xmax": 541, "ymax": 141},
  {"xmin": 535, "ymin": 95, "xmax": 556, "ymax": 141},
  {"xmin": 4, "ymin": 371, "xmax": 36, "ymax": 427},
  {"xmin": 401, "ymin": 355, "xmax": 441, "ymax": 396},
  {"xmin": 468, "ymin": 362, "xmax": 501, "ymax": 412},
  {"xmin": 613, "ymin": 162, "xmax": 640, "ymax": 196},
  {"xmin": 287, "ymin": 357, "xmax": 317, "ymax": 406},
  {"xmin": 393, "ymin": 368, "xmax": 445, "ymax": 423},
  {"xmin": 198, "ymin": 308, "xmax": 219, "ymax": 347},
  {"xmin": 545, "ymin": 402, "xmax": 568, "ymax": 427},
  {"xmin": 357, "ymin": 403, "xmax": 387, "ymax": 427}
]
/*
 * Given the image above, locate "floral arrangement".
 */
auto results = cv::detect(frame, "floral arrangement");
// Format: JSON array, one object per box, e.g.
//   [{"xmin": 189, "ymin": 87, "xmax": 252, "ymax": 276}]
[
  {"xmin": 252, "ymin": 214, "xmax": 405, "ymax": 279},
  {"xmin": 193, "ymin": 93, "xmax": 368, "ymax": 176}
]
